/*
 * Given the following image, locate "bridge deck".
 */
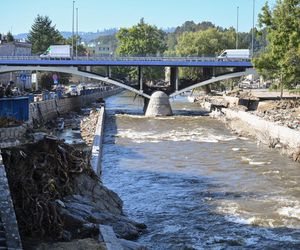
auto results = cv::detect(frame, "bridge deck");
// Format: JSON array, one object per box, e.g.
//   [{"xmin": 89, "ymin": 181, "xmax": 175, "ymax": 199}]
[{"xmin": 0, "ymin": 56, "xmax": 253, "ymax": 67}]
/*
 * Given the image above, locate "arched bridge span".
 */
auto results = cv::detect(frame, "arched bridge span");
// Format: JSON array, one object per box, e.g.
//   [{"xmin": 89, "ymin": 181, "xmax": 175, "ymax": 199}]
[
  {"xmin": 0, "ymin": 65, "xmax": 151, "ymax": 99},
  {"xmin": 0, "ymin": 57, "xmax": 254, "ymax": 99}
]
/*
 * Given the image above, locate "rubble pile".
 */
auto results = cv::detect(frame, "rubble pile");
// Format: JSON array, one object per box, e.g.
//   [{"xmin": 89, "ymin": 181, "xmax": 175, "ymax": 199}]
[
  {"xmin": 1, "ymin": 137, "xmax": 97, "ymax": 239},
  {"xmin": 226, "ymin": 90, "xmax": 259, "ymax": 100},
  {"xmin": 195, "ymin": 95, "xmax": 230, "ymax": 108},
  {"xmin": 63, "ymin": 112, "xmax": 82, "ymax": 130},
  {"xmin": 81, "ymin": 109, "xmax": 99, "ymax": 146},
  {"xmin": 0, "ymin": 117, "xmax": 22, "ymax": 128},
  {"xmin": 1, "ymin": 137, "xmax": 146, "ymax": 247},
  {"xmin": 252, "ymin": 100, "xmax": 300, "ymax": 130}
]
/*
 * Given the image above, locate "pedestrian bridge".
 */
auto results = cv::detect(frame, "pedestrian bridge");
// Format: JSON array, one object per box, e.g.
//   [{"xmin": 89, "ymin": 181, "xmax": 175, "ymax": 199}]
[{"xmin": 0, "ymin": 56, "xmax": 254, "ymax": 99}]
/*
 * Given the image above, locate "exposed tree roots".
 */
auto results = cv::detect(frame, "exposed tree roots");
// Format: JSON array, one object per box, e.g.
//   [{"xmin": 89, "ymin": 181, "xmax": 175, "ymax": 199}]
[{"xmin": 1, "ymin": 136, "xmax": 98, "ymax": 240}]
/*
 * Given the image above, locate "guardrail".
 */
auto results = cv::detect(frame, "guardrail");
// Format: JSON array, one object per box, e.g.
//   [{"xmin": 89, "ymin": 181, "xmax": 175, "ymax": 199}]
[{"xmin": 0, "ymin": 55, "xmax": 251, "ymax": 62}]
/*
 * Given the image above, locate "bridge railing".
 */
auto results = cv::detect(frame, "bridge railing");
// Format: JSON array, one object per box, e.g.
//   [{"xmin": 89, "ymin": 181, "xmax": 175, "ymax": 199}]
[{"xmin": 0, "ymin": 55, "xmax": 251, "ymax": 62}]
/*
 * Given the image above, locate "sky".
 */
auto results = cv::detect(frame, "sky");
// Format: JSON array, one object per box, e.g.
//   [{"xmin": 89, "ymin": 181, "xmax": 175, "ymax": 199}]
[{"xmin": 0, "ymin": 0, "xmax": 277, "ymax": 35}]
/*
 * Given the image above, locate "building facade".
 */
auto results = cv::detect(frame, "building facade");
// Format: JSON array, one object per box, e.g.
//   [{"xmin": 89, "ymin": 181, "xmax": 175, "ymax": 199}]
[
  {"xmin": 86, "ymin": 42, "xmax": 113, "ymax": 57},
  {"xmin": 0, "ymin": 39, "xmax": 32, "ymax": 90}
]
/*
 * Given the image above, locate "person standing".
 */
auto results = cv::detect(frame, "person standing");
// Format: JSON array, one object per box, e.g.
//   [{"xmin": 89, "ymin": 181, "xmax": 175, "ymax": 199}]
[
  {"xmin": 0, "ymin": 84, "xmax": 5, "ymax": 98},
  {"xmin": 5, "ymin": 81, "xmax": 13, "ymax": 97}
]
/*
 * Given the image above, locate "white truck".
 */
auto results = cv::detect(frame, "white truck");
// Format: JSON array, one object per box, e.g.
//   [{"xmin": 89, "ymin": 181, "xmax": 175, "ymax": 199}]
[
  {"xmin": 218, "ymin": 49, "xmax": 250, "ymax": 59},
  {"xmin": 40, "ymin": 45, "xmax": 71, "ymax": 59}
]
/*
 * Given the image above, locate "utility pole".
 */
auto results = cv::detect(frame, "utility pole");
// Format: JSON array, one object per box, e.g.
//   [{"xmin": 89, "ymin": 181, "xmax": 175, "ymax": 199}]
[
  {"xmin": 72, "ymin": 1, "xmax": 75, "ymax": 59},
  {"xmin": 251, "ymin": 0, "xmax": 255, "ymax": 57},
  {"xmin": 236, "ymin": 6, "xmax": 239, "ymax": 49},
  {"xmin": 76, "ymin": 7, "xmax": 78, "ymax": 59}
]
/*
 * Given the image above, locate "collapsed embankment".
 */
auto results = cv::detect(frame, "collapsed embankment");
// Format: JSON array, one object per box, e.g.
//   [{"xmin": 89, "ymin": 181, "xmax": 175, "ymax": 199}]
[
  {"xmin": 196, "ymin": 95, "xmax": 300, "ymax": 163},
  {"xmin": 0, "ymin": 89, "xmax": 149, "ymax": 249},
  {"xmin": 1, "ymin": 113, "xmax": 147, "ymax": 249}
]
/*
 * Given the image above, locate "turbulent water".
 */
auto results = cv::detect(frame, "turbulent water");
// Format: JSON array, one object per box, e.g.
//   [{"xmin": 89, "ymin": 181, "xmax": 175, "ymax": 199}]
[{"xmin": 102, "ymin": 92, "xmax": 300, "ymax": 250}]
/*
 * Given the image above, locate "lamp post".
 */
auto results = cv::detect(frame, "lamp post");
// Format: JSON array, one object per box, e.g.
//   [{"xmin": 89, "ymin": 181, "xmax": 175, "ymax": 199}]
[
  {"xmin": 76, "ymin": 7, "xmax": 78, "ymax": 59},
  {"xmin": 251, "ymin": 0, "xmax": 255, "ymax": 57},
  {"xmin": 236, "ymin": 6, "xmax": 239, "ymax": 49},
  {"xmin": 72, "ymin": 1, "xmax": 75, "ymax": 59}
]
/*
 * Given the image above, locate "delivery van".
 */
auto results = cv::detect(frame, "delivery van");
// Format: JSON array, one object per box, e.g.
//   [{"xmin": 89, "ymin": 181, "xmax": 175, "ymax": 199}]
[{"xmin": 218, "ymin": 49, "xmax": 250, "ymax": 59}]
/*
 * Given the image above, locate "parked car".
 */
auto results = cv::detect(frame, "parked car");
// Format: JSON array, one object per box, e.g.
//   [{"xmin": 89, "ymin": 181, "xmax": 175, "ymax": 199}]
[{"xmin": 68, "ymin": 85, "xmax": 79, "ymax": 96}]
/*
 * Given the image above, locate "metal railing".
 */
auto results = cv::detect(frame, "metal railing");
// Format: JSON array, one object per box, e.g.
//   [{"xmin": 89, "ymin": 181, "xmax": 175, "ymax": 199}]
[{"xmin": 0, "ymin": 55, "xmax": 251, "ymax": 62}]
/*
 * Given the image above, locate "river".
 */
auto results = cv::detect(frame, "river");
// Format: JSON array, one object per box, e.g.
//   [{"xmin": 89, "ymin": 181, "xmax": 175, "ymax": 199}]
[{"xmin": 102, "ymin": 91, "xmax": 300, "ymax": 250}]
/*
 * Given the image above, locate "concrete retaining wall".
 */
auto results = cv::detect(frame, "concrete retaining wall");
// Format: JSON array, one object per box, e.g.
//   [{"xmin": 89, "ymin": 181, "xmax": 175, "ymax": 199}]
[
  {"xmin": 0, "ymin": 156, "xmax": 23, "ymax": 249},
  {"xmin": 29, "ymin": 88, "xmax": 121, "ymax": 124},
  {"xmin": 0, "ymin": 88, "xmax": 121, "ymax": 147},
  {"xmin": 223, "ymin": 108, "xmax": 300, "ymax": 154}
]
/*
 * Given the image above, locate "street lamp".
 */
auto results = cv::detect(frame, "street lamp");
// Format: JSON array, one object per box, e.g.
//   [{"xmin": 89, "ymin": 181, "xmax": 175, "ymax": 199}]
[
  {"xmin": 251, "ymin": 0, "xmax": 255, "ymax": 57},
  {"xmin": 72, "ymin": 1, "xmax": 75, "ymax": 59},
  {"xmin": 76, "ymin": 7, "xmax": 78, "ymax": 59},
  {"xmin": 236, "ymin": 6, "xmax": 239, "ymax": 49}
]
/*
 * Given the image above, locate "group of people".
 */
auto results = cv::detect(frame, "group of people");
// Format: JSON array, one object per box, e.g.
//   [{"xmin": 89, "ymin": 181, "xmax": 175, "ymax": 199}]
[{"xmin": 0, "ymin": 81, "xmax": 16, "ymax": 98}]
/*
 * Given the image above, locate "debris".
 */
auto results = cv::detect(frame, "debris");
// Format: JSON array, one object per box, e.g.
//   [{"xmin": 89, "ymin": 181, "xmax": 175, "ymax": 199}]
[
  {"xmin": 80, "ymin": 109, "xmax": 99, "ymax": 146},
  {"xmin": 0, "ymin": 117, "xmax": 22, "ymax": 128},
  {"xmin": 1, "ymin": 136, "xmax": 98, "ymax": 239},
  {"xmin": 253, "ymin": 100, "xmax": 300, "ymax": 130}
]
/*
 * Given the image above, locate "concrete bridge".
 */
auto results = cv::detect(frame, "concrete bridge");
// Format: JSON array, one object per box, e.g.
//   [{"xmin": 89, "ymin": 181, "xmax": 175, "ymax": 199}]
[
  {"xmin": 0, "ymin": 56, "xmax": 254, "ymax": 98},
  {"xmin": 0, "ymin": 56, "xmax": 255, "ymax": 116}
]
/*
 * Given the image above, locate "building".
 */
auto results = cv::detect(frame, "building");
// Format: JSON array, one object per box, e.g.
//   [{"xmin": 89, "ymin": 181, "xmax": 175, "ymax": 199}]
[
  {"xmin": 0, "ymin": 38, "xmax": 32, "ymax": 90},
  {"xmin": 86, "ymin": 42, "xmax": 114, "ymax": 57}
]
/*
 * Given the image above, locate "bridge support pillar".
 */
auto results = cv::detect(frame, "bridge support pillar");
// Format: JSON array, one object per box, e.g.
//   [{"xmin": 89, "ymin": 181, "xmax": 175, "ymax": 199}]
[
  {"xmin": 85, "ymin": 66, "xmax": 92, "ymax": 82},
  {"xmin": 35, "ymin": 71, "xmax": 39, "ymax": 91},
  {"xmin": 170, "ymin": 67, "xmax": 179, "ymax": 92},
  {"xmin": 106, "ymin": 66, "xmax": 111, "ymax": 78},
  {"xmin": 138, "ymin": 66, "xmax": 143, "ymax": 92},
  {"xmin": 145, "ymin": 91, "xmax": 172, "ymax": 117}
]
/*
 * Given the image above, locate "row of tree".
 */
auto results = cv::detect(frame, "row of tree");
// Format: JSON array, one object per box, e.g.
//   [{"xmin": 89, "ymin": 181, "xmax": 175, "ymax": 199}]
[{"xmin": 5, "ymin": 0, "xmax": 299, "ymax": 90}]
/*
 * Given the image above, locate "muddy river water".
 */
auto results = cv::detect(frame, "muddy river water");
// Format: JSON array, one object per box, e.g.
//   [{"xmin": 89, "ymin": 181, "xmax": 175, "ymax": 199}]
[{"xmin": 102, "ymin": 92, "xmax": 300, "ymax": 249}]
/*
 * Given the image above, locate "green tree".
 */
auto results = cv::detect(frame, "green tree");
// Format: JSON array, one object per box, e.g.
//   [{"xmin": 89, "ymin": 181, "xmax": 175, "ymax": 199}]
[
  {"xmin": 116, "ymin": 19, "xmax": 167, "ymax": 81},
  {"xmin": 175, "ymin": 28, "xmax": 236, "ymax": 80},
  {"xmin": 28, "ymin": 15, "xmax": 64, "ymax": 54},
  {"xmin": 65, "ymin": 35, "xmax": 87, "ymax": 56},
  {"xmin": 253, "ymin": 0, "xmax": 300, "ymax": 93},
  {"xmin": 116, "ymin": 19, "xmax": 166, "ymax": 57},
  {"xmin": 39, "ymin": 72, "xmax": 70, "ymax": 90},
  {"xmin": 6, "ymin": 31, "xmax": 14, "ymax": 42}
]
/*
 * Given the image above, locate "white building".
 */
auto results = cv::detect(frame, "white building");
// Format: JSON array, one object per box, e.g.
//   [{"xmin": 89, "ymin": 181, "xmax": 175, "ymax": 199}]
[{"xmin": 0, "ymin": 39, "xmax": 32, "ymax": 90}]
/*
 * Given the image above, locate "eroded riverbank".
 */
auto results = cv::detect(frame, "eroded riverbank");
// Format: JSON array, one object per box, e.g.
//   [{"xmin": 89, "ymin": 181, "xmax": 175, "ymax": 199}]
[{"xmin": 0, "ymin": 98, "xmax": 147, "ymax": 249}]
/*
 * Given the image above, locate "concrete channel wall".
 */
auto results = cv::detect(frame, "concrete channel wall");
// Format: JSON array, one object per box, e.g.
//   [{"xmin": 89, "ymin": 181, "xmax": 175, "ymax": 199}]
[
  {"xmin": 223, "ymin": 108, "xmax": 300, "ymax": 154},
  {"xmin": 90, "ymin": 110, "xmax": 128, "ymax": 250},
  {"xmin": 0, "ymin": 156, "xmax": 23, "ymax": 249},
  {"xmin": 90, "ymin": 106, "xmax": 105, "ymax": 176}
]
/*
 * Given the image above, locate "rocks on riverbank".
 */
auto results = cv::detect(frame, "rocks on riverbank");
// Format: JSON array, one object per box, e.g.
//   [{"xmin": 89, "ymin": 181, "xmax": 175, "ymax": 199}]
[
  {"xmin": 80, "ymin": 109, "xmax": 100, "ymax": 146},
  {"xmin": 1, "ymin": 137, "xmax": 147, "ymax": 249},
  {"xmin": 251, "ymin": 99, "xmax": 300, "ymax": 130}
]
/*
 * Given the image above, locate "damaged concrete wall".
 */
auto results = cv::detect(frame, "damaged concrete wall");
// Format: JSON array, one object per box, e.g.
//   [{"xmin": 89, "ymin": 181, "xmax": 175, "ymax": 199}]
[
  {"xmin": 0, "ymin": 89, "xmax": 121, "ymax": 145},
  {"xmin": 223, "ymin": 108, "xmax": 300, "ymax": 156},
  {"xmin": 29, "ymin": 89, "xmax": 121, "ymax": 124}
]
